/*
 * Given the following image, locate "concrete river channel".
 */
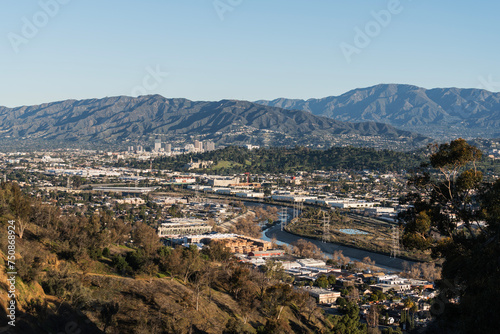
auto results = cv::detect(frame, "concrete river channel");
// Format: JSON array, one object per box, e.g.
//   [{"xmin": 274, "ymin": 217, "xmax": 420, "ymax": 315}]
[{"xmin": 244, "ymin": 202, "xmax": 415, "ymax": 272}]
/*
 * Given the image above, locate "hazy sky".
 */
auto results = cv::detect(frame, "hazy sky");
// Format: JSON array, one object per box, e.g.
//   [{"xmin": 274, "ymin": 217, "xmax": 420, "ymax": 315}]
[{"xmin": 1, "ymin": 0, "xmax": 499, "ymax": 107}]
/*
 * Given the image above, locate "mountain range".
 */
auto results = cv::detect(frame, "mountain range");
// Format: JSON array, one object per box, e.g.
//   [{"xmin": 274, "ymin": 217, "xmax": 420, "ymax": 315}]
[
  {"xmin": 0, "ymin": 95, "xmax": 427, "ymax": 151},
  {"xmin": 256, "ymin": 84, "xmax": 500, "ymax": 139}
]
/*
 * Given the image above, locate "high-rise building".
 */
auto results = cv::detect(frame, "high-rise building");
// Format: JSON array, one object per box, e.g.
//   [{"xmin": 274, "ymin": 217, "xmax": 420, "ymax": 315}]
[
  {"xmin": 194, "ymin": 140, "xmax": 202, "ymax": 152},
  {"xmin": 165, "ymin": 143, "xmax": 172, "ymax": 154},
  {"xmin": 154, "ymin": 139, "xmax": 162, "ymax": 152},
  {"xmin": 204, "ymin": 141, "xmax": 215, "ymax": 151}
]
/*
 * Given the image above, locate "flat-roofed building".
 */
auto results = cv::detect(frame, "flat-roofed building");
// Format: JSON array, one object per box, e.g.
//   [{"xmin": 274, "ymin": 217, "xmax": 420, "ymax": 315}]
[
  {"xmin": 224, "ymin": 236, "xmax": 273, "ymax": 254},
  {"xmin": 158, "ymin": 218, "xmax": 212, "ymax": 237},
  {"xmin": 93, "ymin": 186, "xmax": 158, "ymax": 194},
  {"xmin": 236, "ymin": 191, "xmax": 265, "ymax": 198},
  {"xmin": 370, "ymin": 284, "xmax": 393, "ymax": 293},
  {"xmin": 370, "ymin": 283, "xmax": 411, "ymax": 293},
  {"xmin": 365, "ymin": 207, "xmax": 395, "ymax": 214},
  {"xmin": 272, "ymin": 194, "xmax": 315, "ymax": 202},
  {"xmin": 248, "ymin": 250, "xmax": 285, "ymax": 258},
  {"xmin": 169, "ymin": 233, "xmax": 273, "ymax": 255},
  {"xmin": 208, "ymin": 177, "xmax": 239, "ymax": 187},
  {"xmin": 297, "ymin": 258, "xmax": 327, "ymax": 267},
  {"xmin": 328, "ymin": 200, "xmax": 376, "ymax": 208},
  {"xmin": 307, "ymin": 288, "xmax": 341, "ymax": 304},
  {"xmin": 171, "ymin": 176, "xmax": 196, "ymax": 184}
]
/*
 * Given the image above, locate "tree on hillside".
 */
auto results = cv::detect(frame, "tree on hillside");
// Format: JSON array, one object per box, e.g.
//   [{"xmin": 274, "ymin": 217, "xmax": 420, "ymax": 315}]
[
  {"xmin": 329, "ymin": 302, "xmax": 367, "ymax": 334},
  {"xmin": 366, "ymin": 304, "xmax": 380, "ymax": 334},
  {"xmin": 261, "ymin": 283, "xmax": 298, "ymax": 320},
  {"xmin": 201, "ymin": 240, "xmax": 233, "ymax": 262},
  {"xmin": 399, "ymin": 138, "xmax": 500, "ymax": 333},
  {"xmin": 6, "ymin": 182, "xmax": 31, "ymax": 238},
  {"xmin": 132, "ymin": 221, "xmax": 161, "ymax": 255}
]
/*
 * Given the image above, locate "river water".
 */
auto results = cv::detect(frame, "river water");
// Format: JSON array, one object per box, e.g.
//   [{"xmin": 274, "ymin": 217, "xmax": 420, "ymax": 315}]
[{"xmin": 247, "ymin": 203, "xmax": 415, "ymax": 272}]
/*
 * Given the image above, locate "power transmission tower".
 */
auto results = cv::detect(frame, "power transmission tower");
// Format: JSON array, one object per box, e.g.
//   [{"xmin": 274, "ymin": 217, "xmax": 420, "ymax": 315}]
[
  {"xmin": 391, "ymin": 225, "xmax": 400, "ymax": 258},
  {"xmin": 322, "ymin": 211, "xmax": 330, "ymax": 243},
  {"xmin": 280, "ymin": 207, "xmax": 287, "ymax": 231},
  {"xmin": 296, "ymin": 201, "xmax": 303, "ymax": 219}
]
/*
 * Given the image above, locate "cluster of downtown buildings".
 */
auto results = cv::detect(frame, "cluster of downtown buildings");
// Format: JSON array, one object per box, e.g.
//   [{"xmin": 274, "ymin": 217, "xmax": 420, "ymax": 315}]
[{"xmin": 126, "ymin": 139, "xmax": 216, "ymax": 156}]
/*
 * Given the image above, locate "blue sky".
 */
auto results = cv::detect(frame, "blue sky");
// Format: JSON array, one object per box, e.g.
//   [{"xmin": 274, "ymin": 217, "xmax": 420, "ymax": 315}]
[{"xmin": 1, "ymin": 0, "xmax": 499, "ymax": 107}]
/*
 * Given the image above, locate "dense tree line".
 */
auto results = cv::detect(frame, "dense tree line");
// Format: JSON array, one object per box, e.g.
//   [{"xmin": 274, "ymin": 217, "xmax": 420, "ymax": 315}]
[
  {"xmin": 117, "ymin": 145, "xmax": 425, "ymax": 173},
  {"xmin": 399, "ymin": 139, "xmax": 500, "ymax": 333}
]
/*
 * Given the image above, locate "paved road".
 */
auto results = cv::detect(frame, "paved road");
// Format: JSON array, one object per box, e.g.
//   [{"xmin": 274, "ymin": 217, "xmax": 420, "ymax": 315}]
[{"xmin": 264, "ymin": 224, "xmax": 415, "ymax": 272}]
